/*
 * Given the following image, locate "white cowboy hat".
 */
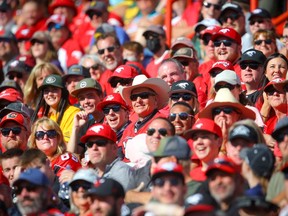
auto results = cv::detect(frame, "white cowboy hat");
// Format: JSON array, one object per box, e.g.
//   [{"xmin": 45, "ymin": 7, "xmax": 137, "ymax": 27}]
[
  {"xmin": 198, "ymin": 88, "xmax": 255, "ymax": 120},
  {"xmin": 120, "ymin": 75, "xmax": 170, "ymax": 109}
]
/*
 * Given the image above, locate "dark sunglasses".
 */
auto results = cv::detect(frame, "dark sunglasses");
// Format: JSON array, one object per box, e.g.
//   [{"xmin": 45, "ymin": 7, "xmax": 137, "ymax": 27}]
[
  {"xmin": 97, "ymin": 46, "xmax": 117, "ymax": 55},
  {"xmin": 170, "ymin": 93, "xmax": 193, "ymax": 102},
  {"xmin": 70, "ymin": 182, "xmax": 92, "ymax": 192},
  {"xmin": 86, "ymin": 139, "xmax": 109, "ymax": 148},
  {"xmin": 90, "ymin": 64, "xmax": 100, "ymax": 70},
  {"xmin": 102, "ymin": 105, "xmax": 121, "ymax": 115},
  {"xmin": 214, "ymin": 83, "xmax": 236, "ymax": 92},
  {"xmin": 1, "ymin": 127, "xmax": 22, "ymax": 136},
  {"xmin": 220, "ymin": 13, "xmax": 240, "ymax": 23},
  {"xmin": 180, "ymin": 61, "xmax": 190, "ymax": 67},
  {"xmin": 249, "ymin": 19, "xmax": 264, "ymax": 25},
  {"xmin": 210, "ymin": 70, "xmax": 221, "ymax": 78},
  {"xmin": 35, "ymin": 130, "xmax": 58, "ymax": 140},
  {"xmin": 240, "ymin": 62, "xmax": 260, "ymax": 70},
  {"xmin": 152, "ymin": 177, "xmax": 181, "ymax": 187},
  {"xmin": 8, "ymin": 73, "xmax": 23, "ymax": 80},
  {"xmin": 14, "ymin": 184, "xmax": 38, "ymax": 195},
  {"xmin": 130, "ymin": 92, "xmax": 155, "ymax": 101},
  {"xmin": 254, "ymin": 39, "xmax": 273, "ymax": 46},
  {"xmin": 0, "ymin": 38, "xmax": 11, "ymax": 43},
  {"xmin": 110, "ymin": 78, "xmax": 133, "ymax": 88},
  {"xmin": 146, "ymin": 128, "xmax": 168, "ymax": 136},
  {"xmin": 214, "ymin": 40, "xmax": 233, "ymax": 47},
  {"xmin": 48, "ymin": 23, "xmax": 63, "ymax": 31},
  {"xmin": 201, "ymin": 35, "xmax": 212, "ymax": 45},
  {"xmin": 266, "ymin": 88, "xmax": 282, "ymax": 96},
  {"xmin": 212, "ymin": 107, "xmax": 238, "ymax": 115},
  {"xmin": 203, "ymin": 1, "xmax": 221, "ymax": 10},
  {"xmin": 169, "ymin": 112, "xmax": 193, "ymax": 121},
  {"xmin": 31, "ymin": 39, "xmax": 45, "ymax": 46}
]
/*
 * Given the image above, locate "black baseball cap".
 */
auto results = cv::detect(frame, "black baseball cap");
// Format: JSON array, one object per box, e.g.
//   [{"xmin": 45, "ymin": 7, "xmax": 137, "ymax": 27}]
[
  {"xmin": 238, "ymin": 49, "xmax": 266, "ymax": 64},
  {"xmin": 229, "ymin": 124, "xmax": 258, "ymax": 143},
  {"xmin": 169, "ymin": 80, "xmax": 197, "ymax": 97}
]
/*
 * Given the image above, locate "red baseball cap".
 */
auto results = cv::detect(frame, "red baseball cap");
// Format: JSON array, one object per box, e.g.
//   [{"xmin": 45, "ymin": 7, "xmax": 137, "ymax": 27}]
[
  {"xmin": 46, "ymin": 14, "xmax": 69, "ymax": 28},
  {"xmin": 0, "ymin": 112, "xmax": 28, "ymax": 129},
  {"xmin": 152, "ymin": 162, "xmax": 184, "ymax": 181},
  {"xmin": 80, "ymin": 124, "xmax": 117, "ymax": 143},
  {"xmin": 208, "ymin": 60, "xmax": 234, "ymax": 74},
  {"xmin": 212, "ymin": 27, "xmax": 241, "ymax": 45},
  {"xmin": 200, "ymin": 25, "xmax": 222, "ymax": 37},
  {"xmin": 96, "ymin": 93, "xmax": 129, "ymax": 111},
  {"xmin": 108, "ymin": 65, "xmax": 138, "ymax": 83},
  {"xmin": 49, "ymin": 0, "xmax": 77, "ymax": 15},
  {"xmin": 15, "ymin": 28, "xmax": 34, "ymax": 40},
  {"xmin": 206, "ymin": 157, "xmax": 238, "ymax": 176},
  {"xmin": 0, "ymin": 88, "xmax": 23, "ymax": 102},
  {"xmin": 184, "ymin": 118, "xmax": 222, "ymax": 139},
  {"xmin": 264, "ymin": 78, "xmax": 285, "ymax": 92}
]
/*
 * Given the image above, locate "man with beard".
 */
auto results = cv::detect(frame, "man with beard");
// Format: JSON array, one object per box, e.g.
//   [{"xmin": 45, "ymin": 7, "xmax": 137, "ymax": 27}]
[
  {"xmin": 84, "ymin": 178, "xmax": 126, "ymax": 216},
  {"xmin": 96, "ymin": 33, "xmax": 124, "ymax": 96},
  {"xmin": 11, "ymin": 168, "xmax": 63, "ymax": 215}
]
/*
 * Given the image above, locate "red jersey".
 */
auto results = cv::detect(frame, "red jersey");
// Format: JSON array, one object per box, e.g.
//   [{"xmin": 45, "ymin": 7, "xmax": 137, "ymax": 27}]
[
  {"xmin": 99, "ymin": 69, "xmax": 114, "ymax": 96},
  {"xmin": 193, "ymin": 75, "xmax": 208, "ymax": 109},
  {"xmin": 190, "ymin": 166, "xmax": 207, "ymax": 182},
  {"xmin": 146, "ymin": 51, "xmax": 170, "ymax": 78},
  {"xmin": 50, "ymin": 152, "xmax": 81, "ymax": 177}
]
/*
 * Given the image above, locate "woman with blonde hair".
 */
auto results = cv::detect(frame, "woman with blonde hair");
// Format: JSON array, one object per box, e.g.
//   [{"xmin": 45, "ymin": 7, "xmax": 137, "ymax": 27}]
[
  {"xmin": 23, "ymin": 62, "xmax": 63, "ymax": 109},
  {"xmin": 253, "ymin": 29, "xmax": 278, "ymax": 57},
  {"xmin": 29, "ymin": 117, "xmax": 81, "ymax": 177}
]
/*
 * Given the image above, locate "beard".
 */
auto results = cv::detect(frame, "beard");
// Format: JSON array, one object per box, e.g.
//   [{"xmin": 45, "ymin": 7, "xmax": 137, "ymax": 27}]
[{"xmin": 17, "ymin": 191, "xmax": 46, "ymax": 215}]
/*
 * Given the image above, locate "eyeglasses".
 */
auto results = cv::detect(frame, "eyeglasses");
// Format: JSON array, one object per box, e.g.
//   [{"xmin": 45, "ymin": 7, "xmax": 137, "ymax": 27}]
[
  {"xmin": 152, "ymin": 177, "xmax": 181, "ymax": 187},
  {"xmin": 240, "ymin": 62, "xmax": 260, "ymax": 70},
  {"xmin": 97, "ymin": 46, "xmax": 118, "ymax": 55},
  {"xmin": 214, "ymin": 40, "xmax": 233, "ymax": 47},
  {"xmin": 8, "ymin": 73, "xmax": 23, "ymax": 80},
  {"xmin": 203, "ymin": 1, "xmax": 221, "ymax": 10},
  {"xmin": 169, "ymin": 112, "xmax": 193, "ymax": 121},
  {"xmin": 130, "ymin": 92, "xmax": 155, "ymax": 101},
  {"xmin": 1, "ymin": 127, "xmax": 22, "ymax": 136},
  {"xmin": 212, "ymin": 107, "xmax": 238, "ymax": 115},
  {"xmin": 86, "ymin": 139, "xmax": 109, "ymax": 148},
  {"xmin": 48, "ymin": 23, "xmax": 63, "ymax": 31},
  {"xmin": 70, "ymin": 182, "xmax": 92, "ymax": 192},
  {"xmin": 35, "ymin": 130, "xmax": 58, "ymax": 140},
  {"xmin": 214, "ymin": 83, "xmax": 236, "ymax": 92},
  {"xmin": 249, "ymin": 19, "xmax": 264, "ymax": 25},
  {"xmin": 180, "ymin": 61, "xmax": 190, "ymax": 67},
  {"xmin": 102, "ymin": 105, "xmax": 121, "ymax": 115},
  {"xmin": 220, "ymin": 13, "xmax": 241, "ymax": 23},
  {"xmin": 14, "ymin": 184, "xmax": 38, "ymax": 195},
  {"xmin": 254, "ymin": 39, "xmax": 273, "ymax": 46},
  {"xmin": 170, "ymin": 93, "xmax": 193, "ymax": 101},
  {"xmin": 201, "ymin": 35, "xmax": 212, "ymax": 45},
  {"xmin": 31, "ymin": 39, "xmax": 45, "ymax": 46},
  {"xmin": 110, "ymin": 78, "xmax": 133, "ymax": 88},
  {"xmin": 146, "ymin": 128, "xmax": 168, "ymax": 136}
]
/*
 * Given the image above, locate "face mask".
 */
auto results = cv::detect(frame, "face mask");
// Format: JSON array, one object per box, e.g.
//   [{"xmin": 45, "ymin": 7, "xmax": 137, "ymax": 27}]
[
  {"xmin": 146, "ymin": 37, "xmax": 161, "ymax": 54},
  {"xmin": 123, "ymin": 55, "xmax": 138, "ymax": 62}
]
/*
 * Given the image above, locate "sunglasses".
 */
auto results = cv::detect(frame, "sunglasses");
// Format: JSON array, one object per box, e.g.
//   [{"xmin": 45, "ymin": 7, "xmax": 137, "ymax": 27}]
[
  {"xmin": 1, "ymin": 127, "xmax": 22, "ymax": 136},
  {"xmin": 0, "ymin": 38, "xmax": 11, "ymax": 43},
  {"xmin": 110, "ymin": 78, "xmax": 133, "ymax": 88},
  {"xmin": 266, "ymin": 88, "xmax": 282, "ymax": 96},
  {"xmin": 212, "ymin": 107, "xmax": 238, "ymax": 115},
  {"xmin": 130, "ymin": 92, "xmax": 155, "ymax": 101},
  {"xmin": 146, "ymin": 128, "xmax": 168, "ymax": 136},
  {"xmin": 240, "ymin": 62, "xmax": 260, "ymax": 70},
  {"xmin": 220, "ymin": 13, "xmax": 240, "ymax": 23},
  {"xmin": 86, "ymin": 139, "xmax": 109, "ymax": 148},
  {"xmin": 170, "ymin": 93, "xmax": 193, "ymax": 102},
  {"xmin": 35, "ymin": 130, "xmax": 58, "ymax": 140},
  {"xmin": 214, "ymin": 40, "xmax": 233, "ymax": 47},
  {"xmin": 210, "ymin": 70, "xmax": 221, "ymax": 78},
  {"xmin": 8, "ymin": 73, "xmax": 23, "ymax": 80},
  {"xmin": 201, "ymin": 35, "xmax": 212, "ymax": 45},
  {"xmin": 70, "ymin": 182, "xmax": 92, "ymax": 192},
  {"xmin": 102, "ymin": 105, "xmax": 121, "ymax": 115},
  {"xmin": 169, "ymin": 112, "xmax": 193, "ymax": 121},
  {"xmin": 97, "ymin": 46, "xmax": 117, "ymax": 55},
  {"xmin": 48, "ymin": 23, "xmax": 63, "ymax": 31},
  {"xmin": 254, "ymin": 39, "xmax": 273, "ymax": 46},
  {"xmin": 31, "ymin": 39, "xmax": 45, "ymax": 46},
  {"xmin": 203, "ymin": 1, "xmax": 221, "ymax": 10},
  {"xmin": 275, "ymin": 129, "xmax": 288, "ymax": 143},
  {"xmin": 90, "ymin": 64, "xmax": 100, "ymax": 70},
  {"xmin": 180, "ymin": 61, "xmax": 190, "ymax": 67},
  {"xmin": 249, "ymin": 19, "xmax": 264, "ymax": 25},
  {"xmin": 152, "ymin": 177, "xmax": 181, "ymax": 187},
  {"xmin": 14, "ymin": 184, "xmax": 38, "ymax": 195},
  {"xmin": 214, "ymin": 83, "xmax": 236, "ymax": 92}
]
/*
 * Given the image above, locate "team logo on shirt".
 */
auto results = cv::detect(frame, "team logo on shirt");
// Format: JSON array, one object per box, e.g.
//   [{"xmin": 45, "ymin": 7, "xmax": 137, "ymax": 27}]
[{"xmin": 46, "ymin": 76, "xmax": 56, "ymax": 84}]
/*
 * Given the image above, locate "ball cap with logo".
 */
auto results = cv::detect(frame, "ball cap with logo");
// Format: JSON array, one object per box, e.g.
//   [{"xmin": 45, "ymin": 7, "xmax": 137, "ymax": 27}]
[
  {"xmin": 208, "ymin": 60, "xmax": 234, "ymax": 74},
  {"xmin": 143, "ymin": 25, "xmax": 166, "ymax": 38},
  {"xmin": 80, "ymin": 123, "xmax": 117, "ymax": 143},
  {"xmin": 13, "ymin": 168, "xmax": 50, "ymax": 187},
  {"xmin": 172, "ymin": 47, "xmax": 197, "ymax": 60},
  {"xmin": 96, "ymin": 93, "xmax": 129, "ymax": 111},
  {"xmin": 108, "ymin": 65, "xmax": 138, "ymax": 83},
  {"xmin": 84, "ymin": 178, "xmax": 125, "ymax": 198},
  {"xmin": 39, "ymin": 74, "xmax": 64, "ymax": 90},
  {"xmin": 238, "ymin": 49, "xmax": 266, "ymax": 64},
  {"xmin": 240, "ymin": 144, "xmax": 275, "ymax": 178},
  {"xmin": 249, "ymin": 8, "xmax": 271, "ymax": 21},
  {"xmin": 169, "ymin": 80, "xmax": 197, "ymax": 97},
  {"xmin": 263, "ymin": 78, "xmax": 285, "ymax": 92},
  {"xmin": 214, "ymin": 70, "xmax": 241, "ymax": 86},
  {"xmin": 229, "ymin": 124, "xmax": 258, "ymax": 143},
  {"xmin": 69, "ymin": 168, "xmax": 98, "ymax": 186},
  {"xmin": 71, "ymin": 78, "xmax": 103, "ymax": 97},
  {"xmin": 152, "ymin": 162, "xmax": 184, "ymax": 181},
  {"xmin": 62, "ymin": 64, "xmax": 90, "ymax": 82},
  {"xmin": 0, "ymin": 112, "xmax": 28, "ymax": 130},
  {"xmin": 206, "ymin": 157, "xmax": 238, "ymax": 176},
  {"xmin": 220, "ymin": 2, "xmax": 243, "ymax": 16},
  {"xmin": 212, "ymin": 27, "xmax": 241, "ymax": 45},
  {"xmin": 184, "ymin": 118, "xmax": 223, "ymax": 139},
  {"xmin": 0, "ymin": 88, "xmax": 23, "ymax": 102}
]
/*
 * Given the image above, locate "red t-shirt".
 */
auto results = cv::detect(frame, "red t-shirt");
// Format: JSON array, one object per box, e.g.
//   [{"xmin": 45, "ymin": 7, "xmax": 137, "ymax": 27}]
[
  {"xmin": 190, "ymin": 166, "xmax": 207, "ymax": 182},
  {"xmin": 99, "ymin": 69, "xmax": 114, "ymax": 96}
]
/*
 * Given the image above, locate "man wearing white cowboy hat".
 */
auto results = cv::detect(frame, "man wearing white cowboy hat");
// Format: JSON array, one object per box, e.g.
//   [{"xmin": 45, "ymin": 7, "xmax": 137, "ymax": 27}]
[{"xmin": 119, "ymin": 74, "xmax": 170, "ymax": 162}]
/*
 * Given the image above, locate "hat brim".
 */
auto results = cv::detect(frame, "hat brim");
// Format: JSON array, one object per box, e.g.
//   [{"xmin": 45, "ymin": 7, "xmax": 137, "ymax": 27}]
[
  {"xmin": 96, "ymin": 100, "xmax": 128, "ymax": 111},
  {"xmin": 206, "ymin": 164, "xmax": 236, "ymax": 176},
  {"xmin": 198, "ymin": 102, "xmax": 256, "ymax": 120},
  {"xmin": 168, "ymin": 89, "xmax": 197, "ymax": 97},
  {"xmin": 121, "ymin": 78, "xmax": 169, "ymax": 109},
  {"xmin": 71, "ymin": 87, "xmax": 101, "ymax": 97}
]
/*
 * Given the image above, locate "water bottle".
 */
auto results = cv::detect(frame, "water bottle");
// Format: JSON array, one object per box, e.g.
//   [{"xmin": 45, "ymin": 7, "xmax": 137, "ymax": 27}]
[{"xmin": 58, "ymin": 165, "xmax": 70, "ymax": 200}]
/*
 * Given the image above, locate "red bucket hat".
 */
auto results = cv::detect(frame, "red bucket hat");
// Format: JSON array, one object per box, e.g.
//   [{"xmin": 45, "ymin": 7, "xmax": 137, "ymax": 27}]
[
  {"xmin": 96, "ymin": 93, "xmax": 129, "ymax": 111},
  {"xmin": 80, "ymin": 124, "xmax": 117, "ymax": 143}
]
